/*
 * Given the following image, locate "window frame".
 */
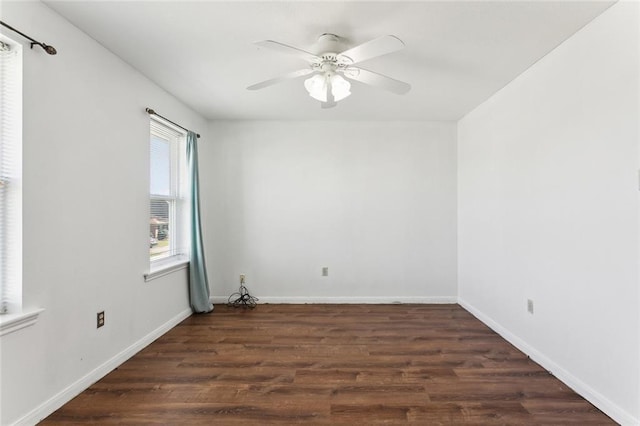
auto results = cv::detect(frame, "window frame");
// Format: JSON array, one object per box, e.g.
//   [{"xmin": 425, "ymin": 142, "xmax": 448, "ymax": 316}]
[
  {"xmin": 146, "ymin": 117, "xmax": 189, "ymax": 280},
  {"xmin": 0, "ymin": 35, "xmax": 43, "ymax": 335},
  {"xmin": 0, "ymin": 35, "xmax": 23, "ymax": 315}
]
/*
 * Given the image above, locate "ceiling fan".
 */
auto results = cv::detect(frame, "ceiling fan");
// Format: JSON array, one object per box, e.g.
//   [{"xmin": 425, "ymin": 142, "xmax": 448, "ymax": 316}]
[{"xmin": 247, "ymin": 33, "xmax": 411, "ymax": 109}]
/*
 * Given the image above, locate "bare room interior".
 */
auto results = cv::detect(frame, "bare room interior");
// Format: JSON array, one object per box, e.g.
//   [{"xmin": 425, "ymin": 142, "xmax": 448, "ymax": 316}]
[{"xmin": 0, "ymin": 1, "xmax": 638, "ymax": 424}]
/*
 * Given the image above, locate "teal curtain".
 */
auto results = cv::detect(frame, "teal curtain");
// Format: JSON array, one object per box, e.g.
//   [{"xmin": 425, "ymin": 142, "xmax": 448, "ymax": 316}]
[{"xmin": 186, "ymin": 131, "xmax": 213, "ymax": 313}]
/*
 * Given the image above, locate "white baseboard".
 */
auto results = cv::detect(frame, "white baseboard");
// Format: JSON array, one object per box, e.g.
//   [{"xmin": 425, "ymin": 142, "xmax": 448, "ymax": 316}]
[
  {"xmin": 16, "ymin": 307, "xmax": 193, "ymax": 426},
  {"xmin": 211, "ymin": 295, "xmax": 458, "ymax": 304},
  {"xmin": 458, "ymin": 298, "xmax": 639, "ymax": 426}
]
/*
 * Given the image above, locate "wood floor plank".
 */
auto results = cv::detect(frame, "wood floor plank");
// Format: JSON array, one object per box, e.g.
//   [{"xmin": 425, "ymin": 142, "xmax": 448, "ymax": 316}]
[{"xmin": 42, "ymin": 304, "xmax": 615, "ymax": 424}]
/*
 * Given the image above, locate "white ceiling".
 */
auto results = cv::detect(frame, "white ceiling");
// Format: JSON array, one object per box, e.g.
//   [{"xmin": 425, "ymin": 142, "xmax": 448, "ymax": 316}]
[{"xmin": 44, "ymin": 1, "xmax": 614, "ymax": 121}]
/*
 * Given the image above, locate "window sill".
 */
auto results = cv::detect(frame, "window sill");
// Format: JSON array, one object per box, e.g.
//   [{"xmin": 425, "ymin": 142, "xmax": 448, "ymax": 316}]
[
  {"xmin": 145, "ymin": 257, "xmax": 189, "ymax": 282},
  {"xmin": 0, "ymin": 308, "xmax": 45, "ymax": 337}
]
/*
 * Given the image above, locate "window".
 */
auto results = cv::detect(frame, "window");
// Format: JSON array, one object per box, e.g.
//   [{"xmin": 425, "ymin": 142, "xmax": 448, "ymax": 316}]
[
  {"xmin": 149, "ymin": 118, "xmax": 188, "ymax": 267},
  {"xmin": 0, "ymin": 37, "xmax": 22, "ymax": 315}
]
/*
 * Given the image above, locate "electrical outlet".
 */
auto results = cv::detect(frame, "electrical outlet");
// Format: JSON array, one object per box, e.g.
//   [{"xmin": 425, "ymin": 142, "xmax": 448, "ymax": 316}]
[
  {"xmin": 97, "ymin": 311, "xmax": 105, "ymax": 328},
  {"xmin": 322, "ymin": 267, "xmax": 328, "ymax": 277},
  {"xmin": 240, "ymin": 274, "xmax": 245, "ymax": 284},
  {"xmin": 527, "ymin": 299, "xmax": 534, "ymax": 314}
]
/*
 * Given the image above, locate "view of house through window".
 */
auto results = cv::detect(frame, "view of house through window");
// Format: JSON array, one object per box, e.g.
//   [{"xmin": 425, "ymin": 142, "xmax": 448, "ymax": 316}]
[
  {"xmin": 149, "ymin": 199, "xmax": 170, "ymax": 257},
  {"xmin": 149, "ymin": 119, "xmax": 187, "ymax": 262}
]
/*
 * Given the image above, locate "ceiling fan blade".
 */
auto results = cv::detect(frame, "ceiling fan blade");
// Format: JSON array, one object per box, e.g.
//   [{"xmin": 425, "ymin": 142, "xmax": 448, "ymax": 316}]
[
  {"xmin": 343, "ymin": 67, "xmax": 411, "ymax": 95},
  {"xmin": 247, "ymin": 69, "xmax": 314, "ymax": 91},
  {"xmin": 255, "ymin": 40, "xmax": 321, "ymax": 64},
  {"xmin": 337, "ymin": 35, "xmax": 405, "ymax": 65}
]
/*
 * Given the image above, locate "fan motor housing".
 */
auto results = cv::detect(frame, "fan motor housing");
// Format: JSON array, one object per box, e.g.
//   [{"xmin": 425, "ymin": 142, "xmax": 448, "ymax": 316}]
[{"xmin": 314, "ymin": 33, "xmax": 346, "ymax": 56}]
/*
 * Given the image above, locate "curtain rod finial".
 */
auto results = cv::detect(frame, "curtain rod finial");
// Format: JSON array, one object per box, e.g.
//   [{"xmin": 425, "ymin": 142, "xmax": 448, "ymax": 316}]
[
  {"xmin": 145, "ymin": 108, "xmax": 155, "ymax": 115},
  {"xmin": 32, "ymin": 42, "xmax": 56, "ymax": 55}
]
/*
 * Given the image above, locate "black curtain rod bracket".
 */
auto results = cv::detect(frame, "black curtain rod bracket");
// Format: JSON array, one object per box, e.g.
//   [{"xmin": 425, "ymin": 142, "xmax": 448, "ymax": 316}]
[
  {"xmin": 0, "ymin": 21, "xmax": 57, "ymax": 55},
  {"xmin": 146, "ymin": 108, "xmax": 200, "ymax": 138}
]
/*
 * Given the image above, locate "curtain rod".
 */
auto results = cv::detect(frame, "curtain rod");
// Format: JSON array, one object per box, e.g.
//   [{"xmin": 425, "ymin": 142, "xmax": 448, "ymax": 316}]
[
  {"xmin": 146, "ymin": 108, "xmax": 200, "ymax": 138},
  {"xmin": 0, "ymin": 21, "xmax": 57, "ymax": 55}
]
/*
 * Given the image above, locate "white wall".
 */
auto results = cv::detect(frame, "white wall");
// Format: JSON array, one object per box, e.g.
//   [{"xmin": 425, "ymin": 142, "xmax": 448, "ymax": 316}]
[
  {"xmin": 457, "ymin": 2, "xmax": 639, "ymax": 424},
  {"xmin": 0, "ymin": 2, "xmax": 207, "ymax": 424},
  {"xmin": 200, "ymin": 121, "xmax": 457, "ymax": 303},
  {"xmin": 2, "ymin": 1, "xmax": 636, "ymax": 424}
]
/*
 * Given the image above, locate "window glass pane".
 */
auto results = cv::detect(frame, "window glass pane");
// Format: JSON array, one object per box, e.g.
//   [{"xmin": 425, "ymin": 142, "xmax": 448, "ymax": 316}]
[
  {"xmin": 150, "ymin": 136, "xmax": 171, "ymax": 196},
  {"xmin": 150, "ymin": 199, "xmax": 170, "ymax": 258},
  {"xmin": 149, "ymin": 118, "xmax": 186, "ymax": 264}
]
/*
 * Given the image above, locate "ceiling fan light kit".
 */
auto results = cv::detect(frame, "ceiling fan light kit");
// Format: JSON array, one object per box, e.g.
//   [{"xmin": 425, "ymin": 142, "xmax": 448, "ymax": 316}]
[
  {"xmin": 248, "ymin": 33, "xmax": 411, "ymax": 109},
  {"xmin": 304, "ymin": 73, "xmax": 351, "ymax": 102}
]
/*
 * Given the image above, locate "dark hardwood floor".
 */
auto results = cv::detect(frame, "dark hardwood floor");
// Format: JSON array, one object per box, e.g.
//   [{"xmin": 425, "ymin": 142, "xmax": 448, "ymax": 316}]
[{"xmin": 43, "ymin": 304, "xmax": 614, "ymax": 424}]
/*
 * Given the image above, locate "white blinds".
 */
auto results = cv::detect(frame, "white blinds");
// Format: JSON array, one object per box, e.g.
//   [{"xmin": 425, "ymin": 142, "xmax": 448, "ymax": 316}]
[{"xmin": 0, "ymin": 39, "xmax": 22, "ymax": 314}]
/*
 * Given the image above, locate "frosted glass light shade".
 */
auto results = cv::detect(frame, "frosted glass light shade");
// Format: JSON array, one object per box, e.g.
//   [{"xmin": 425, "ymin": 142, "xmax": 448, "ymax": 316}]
[
  {"xmin": 330, "ymin": 74, "xmax": 351, "ymax": 101},
  {"xmin": 304, "ymin": 73, "xmax": 352, "ymax": 103},
  {"xmin": 304, "ymin": 74, "xmax": 327, "ymax": 102}
]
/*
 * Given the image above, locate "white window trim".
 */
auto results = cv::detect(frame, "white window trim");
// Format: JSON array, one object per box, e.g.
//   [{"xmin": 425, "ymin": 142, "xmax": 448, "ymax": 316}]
[
  {"xmin": 0, "ymin": 308, "xmax": 44, "ymax": 337},
  {"xmin": 0, "ymin": 34, "xmax": 24, "ymax": 318},
  {"xmin": 147, "ymin": 116, "xmax": 189, "ymax": 279},
  {"xmin": 144, "ymin": 256, "xmax": 189, "ymax": 282}
]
